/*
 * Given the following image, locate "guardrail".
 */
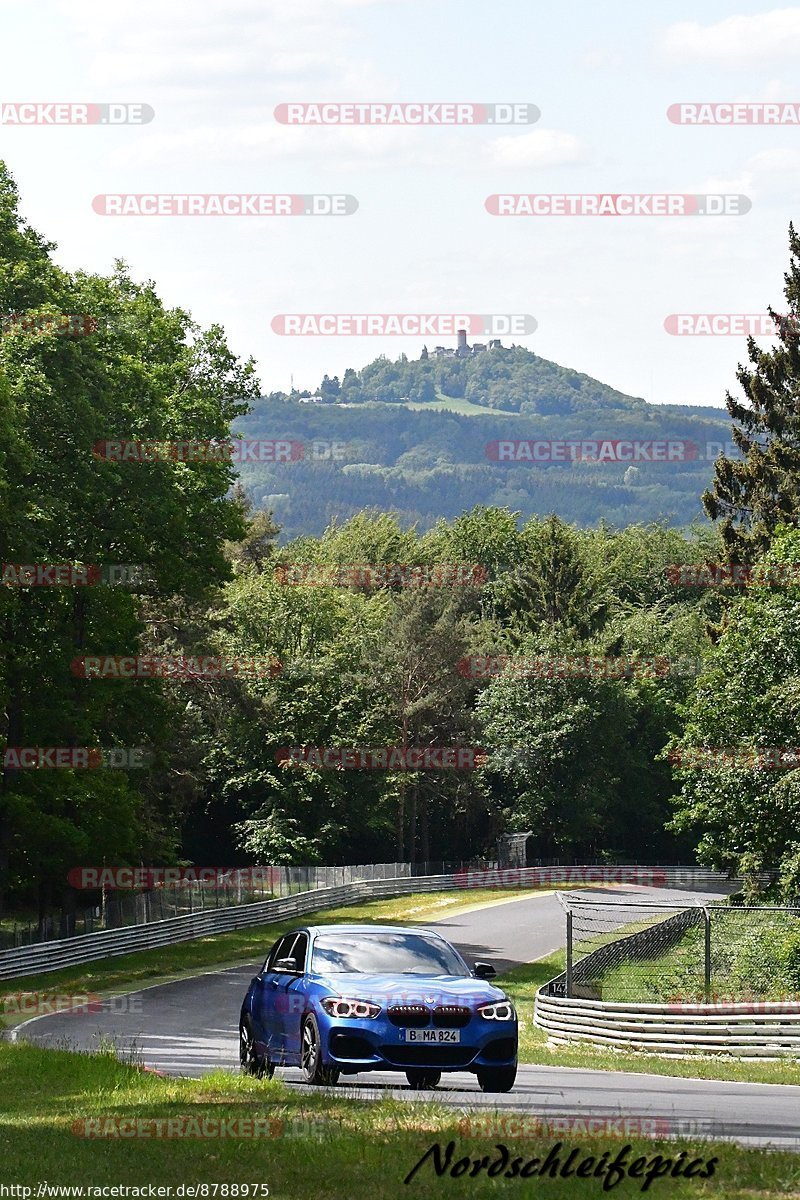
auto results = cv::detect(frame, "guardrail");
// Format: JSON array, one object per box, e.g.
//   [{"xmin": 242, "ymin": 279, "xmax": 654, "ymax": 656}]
[
  {"xmin": 534, "ymin": 992, "xmax": 800, "ymax": 1058},
  {"xmin": 0, "ymin": 864, "xmax": 734, "ymax": 981}
]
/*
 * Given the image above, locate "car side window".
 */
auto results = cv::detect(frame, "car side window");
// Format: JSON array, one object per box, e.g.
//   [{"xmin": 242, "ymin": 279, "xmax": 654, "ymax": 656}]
[
  {"xmin": 289, "ymin": 933, "xmax": 308, "ymax": 973},
  {"xmin": 264, "ymin": 934, "xmax": 294, "ymax": 973}
]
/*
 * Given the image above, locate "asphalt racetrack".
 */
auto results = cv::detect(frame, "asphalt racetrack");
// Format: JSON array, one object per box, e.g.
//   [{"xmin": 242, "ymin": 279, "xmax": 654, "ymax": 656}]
[{"xmin": 14, "ymin": 884, "xmax": 800, "ymax": 1150}]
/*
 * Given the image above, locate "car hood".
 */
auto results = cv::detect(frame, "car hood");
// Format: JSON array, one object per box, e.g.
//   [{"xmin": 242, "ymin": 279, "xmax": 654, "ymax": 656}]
[{"xmin": 311, "ymin": 972, "xmax": 507, "ymax": 1005}]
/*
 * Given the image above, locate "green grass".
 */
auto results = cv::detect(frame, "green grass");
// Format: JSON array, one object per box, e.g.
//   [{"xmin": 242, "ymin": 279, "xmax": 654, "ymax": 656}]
[
  {"xmin": 1, "ymin": 1041, "xmax": 799, "ymax": 1197},
  {"xmin": 405, "ymin": 391, "xmax": 518, "ymax": 416},
  {"xmin": 0, "ymin": 888, "xmax": 549, "ymax": 1020}
]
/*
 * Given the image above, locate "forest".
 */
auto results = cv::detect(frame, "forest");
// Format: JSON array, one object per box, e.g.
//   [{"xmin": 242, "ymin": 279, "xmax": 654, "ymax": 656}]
[{"xmin": 3, "ymin": 157, "xmax": 800, "ymax": 920}]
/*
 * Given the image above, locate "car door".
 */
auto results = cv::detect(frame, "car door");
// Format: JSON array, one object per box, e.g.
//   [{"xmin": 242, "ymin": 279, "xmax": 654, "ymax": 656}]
[
  {"xmin": 254, "ymin": 934, "xmax": 297, "ymax": 1061},
  {"xmin": 279, "ymin": 932, "xmax": 309, "ymax": 1063}
]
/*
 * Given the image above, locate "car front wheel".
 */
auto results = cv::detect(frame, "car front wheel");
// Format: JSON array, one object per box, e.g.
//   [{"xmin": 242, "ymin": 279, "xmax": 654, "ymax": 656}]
[
  {"xmin": 300, "ymin": 1015, "xmax": 340, "ymax": 1086},
  {"xmin": 239, "ymin": 1016, "xmax": 274, "ymax": 1079},
  {"xmin": 476, "ymin": 1063, "xmax": 517, "ymax": 1093},
  {"xmin": 406, "ymin": 1069, "xmax": 442, "ymax": 1090}
]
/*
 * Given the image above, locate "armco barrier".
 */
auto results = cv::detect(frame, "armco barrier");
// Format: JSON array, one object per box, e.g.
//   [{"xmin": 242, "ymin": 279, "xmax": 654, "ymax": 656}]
[
  {"xmin": 534, "ymin": 992, "xmax": 800, "ymax": 1058},
  {"xmin": 0, "ymin": 865, "xmax": 732, "ymax": 981}
]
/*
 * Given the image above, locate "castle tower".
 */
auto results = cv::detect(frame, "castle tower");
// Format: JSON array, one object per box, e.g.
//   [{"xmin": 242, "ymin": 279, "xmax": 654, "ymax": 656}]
[{"xmin": 456, "ymin": 328, "xmax": 469, "ymax": 356}]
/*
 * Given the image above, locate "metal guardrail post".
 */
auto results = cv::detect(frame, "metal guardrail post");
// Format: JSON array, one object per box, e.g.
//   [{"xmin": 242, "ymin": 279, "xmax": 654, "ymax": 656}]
[
  {"xmin": 566, "ymin": 909, "xmax": 573, "ymax": 998},
  {"xmin": 704, "ymin": 907, "xmax": 712, "ymax": 1001}
]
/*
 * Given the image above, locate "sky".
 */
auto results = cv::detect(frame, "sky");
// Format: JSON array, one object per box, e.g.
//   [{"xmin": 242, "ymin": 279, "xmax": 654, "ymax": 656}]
[{"xmin": 2, "ymin": 0, "xmax": 800, "ymax": 406}]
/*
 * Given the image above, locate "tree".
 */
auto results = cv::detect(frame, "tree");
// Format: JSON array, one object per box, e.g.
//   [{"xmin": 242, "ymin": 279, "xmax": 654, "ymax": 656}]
[
  {"xmin": 475, "ymin": 630, "xmax": 683, "ymax": 860},
  {"xmin": 494, "ymin": 514, "xmax": 610, "ymax": 639},
  {"xmin": 369, "ymin": 589, "xmax": 481, "ymax": 861},
  {"xmin": 669, "ymin": 528, "xmax": 800, "ymax": 896},
  {"xmin": 703, "ymin": 224, "xmax": 800, "ymax": 557},
  {"xmin": 0, "ymin": 160, "xmax": 261, "ymax": 917}
]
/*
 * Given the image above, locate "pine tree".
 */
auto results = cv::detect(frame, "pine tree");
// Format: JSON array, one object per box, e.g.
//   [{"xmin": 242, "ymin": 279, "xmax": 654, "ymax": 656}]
[{"xmin": 703, "ymin": 224, "xmax": 800, "ymax": 557}]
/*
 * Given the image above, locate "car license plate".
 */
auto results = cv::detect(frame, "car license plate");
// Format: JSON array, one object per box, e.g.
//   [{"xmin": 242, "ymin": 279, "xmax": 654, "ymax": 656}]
[{"xmin": 400, "ymin": 1029, "xmax": 460, "ymax": 1043}]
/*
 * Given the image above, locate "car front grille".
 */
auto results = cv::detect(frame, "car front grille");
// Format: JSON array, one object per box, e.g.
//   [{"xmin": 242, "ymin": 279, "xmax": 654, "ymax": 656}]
[
  {"xmin": 387, "ymin": 1004, "xmax": 430, "ymax": 1028},
  {"xmin": 432, "ymin": 1005, "xmax": 471, "ymax": 1028}
]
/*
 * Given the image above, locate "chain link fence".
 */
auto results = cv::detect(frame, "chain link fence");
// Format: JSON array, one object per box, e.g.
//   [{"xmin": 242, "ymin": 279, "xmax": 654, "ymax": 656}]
[
  {"xmin": 552, "ymin": 895, "xmax": 800, "ymax": 1002},
  {"xmin": 1, "ymin": 855, "xmax": 644, "ymax": 949},
  {"xmin": 0, "ymin": 861, "xmax": 486, "ymax": 948}
]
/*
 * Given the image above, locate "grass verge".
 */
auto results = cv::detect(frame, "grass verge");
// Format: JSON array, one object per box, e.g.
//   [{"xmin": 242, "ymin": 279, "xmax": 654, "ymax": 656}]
[{"xmin": 1, "ymin": 1041, "xmax": 799, "ymax": 1197}]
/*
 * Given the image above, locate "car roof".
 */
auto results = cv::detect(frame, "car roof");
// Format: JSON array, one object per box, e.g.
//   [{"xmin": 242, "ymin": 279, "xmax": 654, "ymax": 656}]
[{"xmin": 298, "ymin": 923, "xmax": 446, "ymax": 938}]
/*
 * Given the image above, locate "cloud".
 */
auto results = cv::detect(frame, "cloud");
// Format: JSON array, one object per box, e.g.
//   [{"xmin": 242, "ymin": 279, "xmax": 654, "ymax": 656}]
[
  {"xmin": 52, "ymin": 0, "xmax": 384, "ymax": 91},
  {"xmin": 488, "ymin": 130, "xmax": 586, "ymax": 168},
  {"xmin": 662, "ymin": 8, "xmax": 800, "ymax": 63},
  {"xmin": 579, "ymin": 48, "xmax": 624, "ymax": 69},
  {"xmin": 103, "ymin": 122, "xmax": 588, "ymax": 175}
]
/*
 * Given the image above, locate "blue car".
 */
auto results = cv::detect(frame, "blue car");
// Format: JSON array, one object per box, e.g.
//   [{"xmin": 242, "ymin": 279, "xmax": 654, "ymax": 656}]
[{"xmin": 239, "ymin": 923, "xmax": 517, "ymax": 1092}]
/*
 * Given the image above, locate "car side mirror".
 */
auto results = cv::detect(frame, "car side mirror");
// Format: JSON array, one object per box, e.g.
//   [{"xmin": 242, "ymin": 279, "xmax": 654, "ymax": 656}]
[
  {"xmin": 473, "ymin": 961, "xmax": 496, "ymax": 979},
  {"xmin": 274, "ymin": 957, "xmax": 301, "ymax": 974}
]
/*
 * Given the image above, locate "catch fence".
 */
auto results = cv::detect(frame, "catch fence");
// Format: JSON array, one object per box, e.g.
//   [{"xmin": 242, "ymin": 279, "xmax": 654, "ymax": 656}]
[
  {"xmin": 0, "ymin": 862, "xmax": 428, "ymax": 948},
  {"xmin": 548, "ymin": 892, "xmax": 799, "ymax": 1002}
]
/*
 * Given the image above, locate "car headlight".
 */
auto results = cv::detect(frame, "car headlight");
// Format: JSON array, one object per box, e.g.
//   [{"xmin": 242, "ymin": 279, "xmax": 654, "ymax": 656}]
[
  {"xmin": 321, "ymin": 997, "xmax": 381, "ymax": 1019},
  {"xmin": 477, "ymin": 999, "xmax": 516, "ymax": 1021}
]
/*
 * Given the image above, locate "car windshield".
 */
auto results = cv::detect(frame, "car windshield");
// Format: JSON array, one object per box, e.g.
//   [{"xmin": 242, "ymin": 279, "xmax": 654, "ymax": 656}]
[{"xmin": 311, "ymin": 931, "xmax": 469, "ymax": 976}]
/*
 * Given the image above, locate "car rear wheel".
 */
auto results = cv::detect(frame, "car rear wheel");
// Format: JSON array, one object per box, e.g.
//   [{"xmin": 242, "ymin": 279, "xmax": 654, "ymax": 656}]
[
  {"xmin": 239, "ymin": 1016, "xmax": 274, "ymax": 1079},
  {"xmin": 405, "ymin": 1069, "xmax": 442, "ymax": 1090},
  {"xmin": 476, "ymin": 1064, "xmax": 517, "ymax": 1093},
  {"xmin": 301, "ymin": 1015, "xmax": 340, "ymax": 1086}
]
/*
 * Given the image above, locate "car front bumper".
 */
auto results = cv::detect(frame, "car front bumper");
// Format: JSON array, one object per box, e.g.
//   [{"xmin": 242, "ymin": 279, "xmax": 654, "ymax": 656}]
[{"xmin": 321, "ymin": 1015, "xmax": 518, "ymax": 1072}]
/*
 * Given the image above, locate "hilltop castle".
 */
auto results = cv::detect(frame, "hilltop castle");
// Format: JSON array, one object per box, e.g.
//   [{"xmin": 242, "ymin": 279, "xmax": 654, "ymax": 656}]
[{"xmin": 425, "ymin": 330, "xmax": 503, "ymax": 359}]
